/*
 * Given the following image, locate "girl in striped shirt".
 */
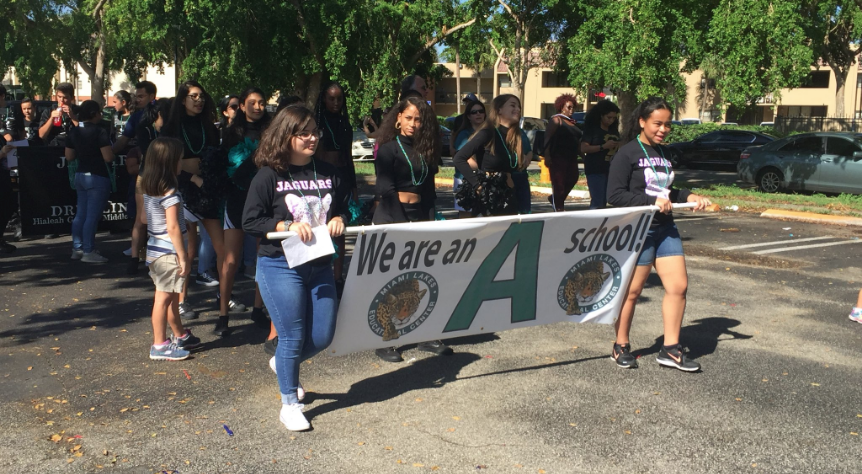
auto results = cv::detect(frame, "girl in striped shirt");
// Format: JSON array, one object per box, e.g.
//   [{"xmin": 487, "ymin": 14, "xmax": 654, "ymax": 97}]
[{"xmin": 140, "ymin": 137, "xmax": 200, "ymax": 361}]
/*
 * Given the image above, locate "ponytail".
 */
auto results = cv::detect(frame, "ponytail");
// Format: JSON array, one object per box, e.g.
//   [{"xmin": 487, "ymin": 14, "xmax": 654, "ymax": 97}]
[{"xmin": 623, "ymin": 96, "xmax": 672, "ymax": 144}]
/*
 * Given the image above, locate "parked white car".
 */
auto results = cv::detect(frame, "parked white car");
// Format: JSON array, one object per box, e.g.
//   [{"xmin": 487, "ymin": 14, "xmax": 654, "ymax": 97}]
[{"xmin": 352, "ymin": 129, "xmax": 375, "ymax": 161}]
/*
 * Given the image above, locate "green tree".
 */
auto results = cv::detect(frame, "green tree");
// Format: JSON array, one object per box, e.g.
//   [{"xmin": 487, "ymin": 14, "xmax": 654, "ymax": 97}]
[
  {"xmin": 803, "ymin": 1, "xmax": 860, "ymax": 117},
  {"xmin": 708, "ymin": 0, "xmax": 814, "ymax": 115},
  {"xmin": 486, "ymin": 0, "xmax": 563, "ymax": 105},
  {"xmin": 561, "ymin": 0, "xmax": 712, "ymax": 125},
  {"xmin": 1, "ymin": 0, "xmax": 65, "ymax": 97}
]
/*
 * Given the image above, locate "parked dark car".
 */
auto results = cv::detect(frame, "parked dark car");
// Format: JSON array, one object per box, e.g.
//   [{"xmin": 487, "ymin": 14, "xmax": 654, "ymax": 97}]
[
  {"xmin": 668, "ymin": 130, "xmax": 775, "ymax": 167},
  {"xmin": 737, "ymin": 132, "xmax": 862, "ymax": 194}
]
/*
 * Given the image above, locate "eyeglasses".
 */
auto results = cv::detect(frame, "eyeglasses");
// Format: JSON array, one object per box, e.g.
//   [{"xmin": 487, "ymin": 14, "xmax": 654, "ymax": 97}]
[
  {"xmin": 187, "ymin": 94, "xmax": 204, "ymax": 102},
  {"xmin": 228, "ymin": 104, "xmax": 239, "ymax": 110},
  {"xmin": 469, "ymin": 109, "xmax": 485, "ymax": 115},
  {"xmin": 294, "ymin": 129, "xmax": 323, "ymax": 141}
]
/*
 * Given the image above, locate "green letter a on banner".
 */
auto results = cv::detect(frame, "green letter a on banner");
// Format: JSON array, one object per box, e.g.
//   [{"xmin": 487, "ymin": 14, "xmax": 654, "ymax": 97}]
[{"xmin": 444, "ymin": 221, "xmax": 543, "ymax": 332}]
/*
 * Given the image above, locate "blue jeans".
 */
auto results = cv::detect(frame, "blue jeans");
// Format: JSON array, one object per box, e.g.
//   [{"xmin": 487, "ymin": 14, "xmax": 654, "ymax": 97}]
[
  {"xmin": 257, "ymin": 256, "xmax": 338, "ymax": 404},
  {"xmin": 197, "ymin": 224, "xmax": 217, "ymax": 275},
  {"xmin": 72, "ymin": 173, "xmax": 111, "ymax": 253},
  {"xmin": 511, "ymin": 170, "xmax": 532, "ymax": 214},
  {"xmin": 585, "ymin": 173, "xmax": 608, "ymax": 210}
]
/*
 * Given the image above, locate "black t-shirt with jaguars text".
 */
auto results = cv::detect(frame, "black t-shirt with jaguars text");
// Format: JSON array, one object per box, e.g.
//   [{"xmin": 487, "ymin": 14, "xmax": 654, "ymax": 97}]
[
  {"xmin": 606, "ymin": 139, "xmax": 691, "ymax": 227},
  {"xmin": 242, "ymin": 160, "xmax": 351, "ymax": 260}
]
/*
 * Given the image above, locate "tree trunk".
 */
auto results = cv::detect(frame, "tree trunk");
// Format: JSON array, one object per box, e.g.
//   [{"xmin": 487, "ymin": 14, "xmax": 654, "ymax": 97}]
[
  {"xmin": 455, "ymin": 48, "xmax": 461, "ymax": 114},
  {"xmin": 304, "ymin": 72, "xmax": 323, "ymax": 109},
  {"xmin": 617, "ymin": 91, "xmax": 638, "ymax": 141},
  {"xmin": 477, "ymin": 71, "xmax": 482, "ymax": 103},
  {"xmin": 832, "ymin": 65, "xmax": 847, "ymax": 118},
  {"xmin": 92, "ymin": 20, "xmax": 107, "ymax": 106}
]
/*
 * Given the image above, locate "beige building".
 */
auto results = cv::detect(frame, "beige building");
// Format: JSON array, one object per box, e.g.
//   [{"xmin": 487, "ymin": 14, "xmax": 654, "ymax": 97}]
[{"xmin": 433, "ymin": 59, "xmax": 862, "ymax": 125}]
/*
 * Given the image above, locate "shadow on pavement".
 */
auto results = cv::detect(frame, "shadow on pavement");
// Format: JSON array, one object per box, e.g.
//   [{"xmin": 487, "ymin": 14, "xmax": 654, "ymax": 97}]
[
  {"xmin": 455, "ymin": 354, "xmax": 608, "ymax": 382},
  {"xmin": 304, "ymin": 352, "xmax": 482, "ymax": 421},
  {"xmin": 631, "ymin": 316, "xmax": 752, "ymax": 360}
]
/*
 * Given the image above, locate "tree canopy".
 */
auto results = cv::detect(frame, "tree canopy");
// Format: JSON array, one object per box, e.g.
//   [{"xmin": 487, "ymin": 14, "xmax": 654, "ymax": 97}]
[{"xmin": 0, "ymin": 0, "xmax": 853, "ymax": 119}]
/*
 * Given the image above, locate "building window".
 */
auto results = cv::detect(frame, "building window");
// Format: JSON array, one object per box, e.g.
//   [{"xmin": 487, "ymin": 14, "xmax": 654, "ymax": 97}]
[
  {"xmin": 541, "ymin": 71, "xmax": 568, "ymax": 88},
  {"xmin": 801, "ymin": 71, "xmax": 830, "ymax": 88},
  {"xmin": 499, "ymin": 74, "xmax": 512, "ymax": 88}
]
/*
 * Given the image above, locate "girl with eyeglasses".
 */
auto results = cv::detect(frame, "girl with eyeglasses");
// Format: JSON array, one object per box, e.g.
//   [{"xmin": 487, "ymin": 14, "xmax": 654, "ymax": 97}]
[
  {"xmin": 242, "ymin": 106, "xmax": 349, "ymax": 431},
  {"xmin": 221, "ymin": 87, "xmax": 271, "ymax": 334},
  {"xmin": 161, "ymin": 81, "xmax": 228, "ymax": 330},
  {"xmin": 451, "ymin": 99, "xmax": 486, "ymax": 218},
  {"xmin": 313, "ymin": 82, "xmax": 355, "ymax": 292},
  {"xmin": 453, "ymin": 94, "xmax": 532, "ymax": 216}
]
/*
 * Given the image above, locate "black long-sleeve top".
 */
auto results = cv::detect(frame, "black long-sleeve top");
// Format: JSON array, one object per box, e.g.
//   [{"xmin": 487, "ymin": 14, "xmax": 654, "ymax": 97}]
[
  {"xmin": 242, "ymin": 160, "xmax": 350, "ymax": 261},
  {"xmin": 607, "ymin": 139, "xmax": 691, "ymax": 227},
  {"xmin": 373, "ymin": 136, "xmax": 439, "ymax": 223},
  {"xmin": 453, "ymin": 125, "xmax": 520, "ymax": 187},
  {"xmin": 318, "ymin": 110, "xmax": 353, "ymax": 167}
]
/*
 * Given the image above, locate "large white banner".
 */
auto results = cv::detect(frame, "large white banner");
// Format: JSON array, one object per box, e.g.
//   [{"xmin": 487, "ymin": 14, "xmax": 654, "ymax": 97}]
[{"xmin": 328, "ymin": 206, "xmax": 656, "ymax": 355}]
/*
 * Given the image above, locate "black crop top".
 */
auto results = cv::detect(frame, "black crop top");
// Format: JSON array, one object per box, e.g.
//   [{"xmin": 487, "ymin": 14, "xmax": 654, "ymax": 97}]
[
  {"xmin": 163, "ymin": 114, "xmax": 219, "ymax": 160},
  {"xmin": 453, "ymin": 125, "xmax": 521, "ymax": 186},
  {"xmin": 375, "ymin": 136, "xmax": 438, "ymax": 198},
  {"xmin": 318, "ymin": 110, "xmax": 352, "ymax": 167}
]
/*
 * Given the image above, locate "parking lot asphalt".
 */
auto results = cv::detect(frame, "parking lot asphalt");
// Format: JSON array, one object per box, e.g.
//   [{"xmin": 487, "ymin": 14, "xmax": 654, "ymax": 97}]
[{"xmin": 2, "ymin": 193, "xmax": 861, "ymax": 473}]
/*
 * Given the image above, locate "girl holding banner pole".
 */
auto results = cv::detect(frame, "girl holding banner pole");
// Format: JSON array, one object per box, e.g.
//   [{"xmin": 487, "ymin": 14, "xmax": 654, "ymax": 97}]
[
  {"xmin": 371, "ymin": 95, "xmax": 452, "ymax": 362},
  {"xmin": 606, "ymin": 96, "xmax": 711, "ymax": 372},
  {"xmin": 242, "ymin": 106, "xmax": 349, "ymax": 431},
  {"xmin": 453, "ymin": 94, "xmax": 531, "ymax": 216}
]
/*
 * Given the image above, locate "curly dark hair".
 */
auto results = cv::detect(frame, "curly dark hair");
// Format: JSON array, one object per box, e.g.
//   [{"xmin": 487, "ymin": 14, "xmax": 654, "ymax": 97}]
[
  {"xmin": 554, "ymin": 93, "xmax": 577, "ymax": 113},
  {"xmin": 376, "ymin": 96, "xmax": 440, "ymax": 166},
  {"xmin": 584, "ymin": 99, "xmax": 621, "ymax": 133}
]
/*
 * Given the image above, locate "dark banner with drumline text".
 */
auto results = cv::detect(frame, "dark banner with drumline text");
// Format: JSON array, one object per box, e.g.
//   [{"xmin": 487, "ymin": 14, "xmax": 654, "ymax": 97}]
[{"xmin": 17, "ymin": 147, "xmax": 132, "ymax": 236}]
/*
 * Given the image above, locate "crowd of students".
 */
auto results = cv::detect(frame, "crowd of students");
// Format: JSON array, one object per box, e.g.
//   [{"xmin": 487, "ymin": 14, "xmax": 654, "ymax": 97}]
[{"xmin": 1, "ymin": 75, "xmax": 720, "ymax": 432}]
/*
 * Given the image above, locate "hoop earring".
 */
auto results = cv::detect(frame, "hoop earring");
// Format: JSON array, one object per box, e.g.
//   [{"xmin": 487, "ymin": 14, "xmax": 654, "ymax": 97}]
[{"xmin": 395, "ymin": 121, "xmax": 401, "ymax": 130}]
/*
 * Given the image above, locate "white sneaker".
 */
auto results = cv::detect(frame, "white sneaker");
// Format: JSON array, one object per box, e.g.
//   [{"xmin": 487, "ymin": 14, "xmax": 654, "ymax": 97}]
[
  {"xmin": 70, "ymin": 249, "xmax": 84, "ymax": 260},
  {"xmin": 123, "ymin": 247, "xmax": 132, "ymax": 256},
  {"xmin": 270, "ymin": 357, "xmax": 305, "ymax": 402},
  {"xmin": 279, "ymin": 403, "xmax": 310, "ymax": 431},
  {"xmin": 81, "ymin": 251, "xmax": 109, "ymax": 263}
]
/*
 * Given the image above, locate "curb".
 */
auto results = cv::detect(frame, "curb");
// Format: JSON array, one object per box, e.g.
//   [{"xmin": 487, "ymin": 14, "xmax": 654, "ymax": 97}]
[
  {"xmin": 760, "ymin": 209, "xmax": 862, "ymax": 227},
  {"xmin": 360, "ymin": 175, "xmax": 591, "ymax": 200}
]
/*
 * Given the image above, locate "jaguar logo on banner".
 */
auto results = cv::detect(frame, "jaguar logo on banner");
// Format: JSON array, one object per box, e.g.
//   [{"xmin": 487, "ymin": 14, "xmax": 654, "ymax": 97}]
[{"xmin": 368, "ymin": 271, "xmax": 439, "ymax": 342}]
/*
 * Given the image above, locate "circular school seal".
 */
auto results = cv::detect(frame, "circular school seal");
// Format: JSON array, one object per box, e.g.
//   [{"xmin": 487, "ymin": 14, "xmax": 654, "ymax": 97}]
[
  {"xmin": 557, "ymin": 254, "xmax": 622, "ymax": 316},
  {"xmin": 367, "ymin": 272, "xmax": 439, "ymax": 342}
]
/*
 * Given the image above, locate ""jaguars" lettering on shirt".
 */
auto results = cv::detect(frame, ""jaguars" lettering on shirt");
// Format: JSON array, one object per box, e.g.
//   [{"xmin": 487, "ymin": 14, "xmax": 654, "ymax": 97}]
[{"xmin": 276, "ymin": 179, "xmax": 333, "ymax": 192}]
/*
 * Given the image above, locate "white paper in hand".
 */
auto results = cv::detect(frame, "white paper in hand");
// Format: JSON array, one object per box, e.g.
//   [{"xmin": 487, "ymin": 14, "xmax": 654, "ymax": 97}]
[
  {"xmin": 5, "ymin": 140, "xmax": 28, "ymax": 168},
  {"xmin": 281, "ymin": 225, "xmax": 336, "ymax": 267}
]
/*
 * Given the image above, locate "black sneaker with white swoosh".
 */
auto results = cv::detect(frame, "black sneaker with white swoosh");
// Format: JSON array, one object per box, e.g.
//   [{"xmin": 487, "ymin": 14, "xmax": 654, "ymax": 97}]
[{"xmin": 656, "ymin": 344, "xmax": 701, "ymax": 372}]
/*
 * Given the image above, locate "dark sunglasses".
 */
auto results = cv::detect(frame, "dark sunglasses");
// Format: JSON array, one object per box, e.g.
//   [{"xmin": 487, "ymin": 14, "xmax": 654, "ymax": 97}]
[{"xmin": 469, "ymin": 109, "xmax": 485, "ymax": 115}]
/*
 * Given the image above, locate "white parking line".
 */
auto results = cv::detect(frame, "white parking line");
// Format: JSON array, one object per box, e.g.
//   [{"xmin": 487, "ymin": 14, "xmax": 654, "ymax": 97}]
[
  {"xmin": 752, "ymin": 239, "xmax": 862, "ymax": 255},
  {"xmin": 719, "ymin": 236, "xmax": 837, "ymax": 251}
]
